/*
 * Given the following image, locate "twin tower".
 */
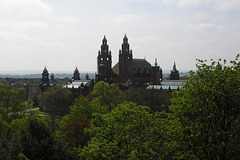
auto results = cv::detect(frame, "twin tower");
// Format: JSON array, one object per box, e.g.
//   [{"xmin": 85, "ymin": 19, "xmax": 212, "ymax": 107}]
[{"xmin": 96, "ymin": 35, "xmax": 163, "ymax": 85}]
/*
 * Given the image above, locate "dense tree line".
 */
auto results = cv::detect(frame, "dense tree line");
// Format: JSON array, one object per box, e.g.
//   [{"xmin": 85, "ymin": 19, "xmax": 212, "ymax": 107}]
[{"xmin": 0, "ymin": 55, "xmax": 240, "ymax": 159}]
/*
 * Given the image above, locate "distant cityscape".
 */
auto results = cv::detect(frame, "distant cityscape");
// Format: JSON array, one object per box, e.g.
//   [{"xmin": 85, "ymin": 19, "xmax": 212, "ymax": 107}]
[{"xmin": 0, "ymin": 71, "xmax": 190, "ymax": 79}]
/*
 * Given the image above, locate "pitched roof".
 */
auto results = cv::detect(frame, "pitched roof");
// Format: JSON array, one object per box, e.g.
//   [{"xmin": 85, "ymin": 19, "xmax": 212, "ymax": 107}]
[{"xmin": 112, "ymin": 58, "xmax": 152, "ymax": 75}]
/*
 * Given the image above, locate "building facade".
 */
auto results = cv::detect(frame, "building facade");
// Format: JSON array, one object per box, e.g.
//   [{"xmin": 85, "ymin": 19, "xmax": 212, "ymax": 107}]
[
  {"xmin": 170, "ymin": 62, "xmax": 179, "ymax": 80},
  {"xmin": 96, "ymin": 35, "xmax": 163, "ymax": 85}
]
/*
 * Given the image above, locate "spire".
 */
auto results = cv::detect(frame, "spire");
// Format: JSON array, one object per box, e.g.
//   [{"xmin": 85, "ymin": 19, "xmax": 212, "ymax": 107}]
[
  {"xmin": 51, "ymin": 73, "xmax": 54, "ymax": 80},
  {"xmin": 43, "ymin": 66, "xmax": 48, "ymax": 73},
  {"xmin": 173, "ymin": 61, "xmax": 177, "ymax": 71},
  {"xmin": 74, "ymin": 66, "xmax": 79, "ymax": 73},
  {"xmin": 155, "ymin": 58, "xmax": 158, "ymax": 66},
  {"xmin": 123, "ymin": 34, "xmax": 128, "ymax": 40},
  {"xmin": 123, "ymin": 34, "xmax": 128, "ymax": 43},
  {"xmin": 73, "ymin": 66, "xmax": 80, "ymax": 80},
  {"xmin": 102, "ymin": 35, "xmax": 107, "ymax": 45}
]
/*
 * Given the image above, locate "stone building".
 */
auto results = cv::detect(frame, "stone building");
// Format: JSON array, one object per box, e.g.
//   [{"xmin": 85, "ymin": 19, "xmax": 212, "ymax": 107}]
[
  {"xmin": 170, "ymin": 62, "xmax": 179, "ymax": 80},
  {"xmin": 64, "ymin": 67, "xmax": 94, "ymax": 99},
  {"xmin": 39, "ymin": 66, "xmax": 56, "ymax": 92},
  {"xmin": 96, "ymin": 35, "xmax": 163, "ymax": 85}
]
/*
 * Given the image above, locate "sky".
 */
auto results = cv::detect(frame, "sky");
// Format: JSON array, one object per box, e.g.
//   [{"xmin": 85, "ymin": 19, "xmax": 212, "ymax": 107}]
[{"xmin": 0, "ymin": 0, "xmax": 239, "ymax": 73}]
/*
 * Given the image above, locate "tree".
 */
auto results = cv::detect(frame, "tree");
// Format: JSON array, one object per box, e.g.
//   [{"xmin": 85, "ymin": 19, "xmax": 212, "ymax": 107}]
[
  {"xmin": 57, "ymin": 114, "xmax": 91, "ymax": 148},
  {"xmin": 69, "ymin": 96, "xmax": 108, "ymax": 119},
  {"xmin": 168, "ymin": 55, "xmax": 240, "ymax": 159},
  {"xmin": 92, "ymin": 81, "xmax": 126, "ymax": 107},
  {"xmin": 0, "ymin": 83, "xmax": 27, "ymax": 134},
  {"xmin": 1, "ymin": 117, "xmax": 77, "ymax": 160},
  {"xmin": 79, "ymin": 102, "xmax": 163, "ymax": 159},
  {"xmin": 124, "ymin": 87, "xmax": 172, "ymax": 113},
  {"xmin": 38, "ymin": 86, "xmax": 73, "ymax": 116}
]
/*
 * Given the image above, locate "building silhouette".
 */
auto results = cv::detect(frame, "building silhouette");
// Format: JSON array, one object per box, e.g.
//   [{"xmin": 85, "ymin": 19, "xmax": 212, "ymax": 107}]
[
  {"xmin": 39, "ymin": 66, "xmax": 56, "ymax": 92},
  {"xmin": 96, "ymin": 35, "xmax": 163, "ymax": 85},
  {"xmin": 170, "ymin": 61, "xmax": 179, "ymax": 80}
]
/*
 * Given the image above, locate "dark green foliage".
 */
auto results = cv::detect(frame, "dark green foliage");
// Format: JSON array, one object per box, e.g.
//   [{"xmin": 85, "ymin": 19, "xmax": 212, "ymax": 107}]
[
  {"xmin": 124, "ymin": 87, "xmax": 172, "ymax": 113},
  {"xmin": 38, "ymin": 86, "xmax": 73, "ymax": 116},
  {"xmin": 0, "ymin": 117, "xmax": 77, "ymax": 160},
  {"xmin": 57, "ymin": 114, "xmax": 91, "ymax": 148},
  {"xmin": 0, "ymin": 83, "xmax": 27, "ymax": 134}
]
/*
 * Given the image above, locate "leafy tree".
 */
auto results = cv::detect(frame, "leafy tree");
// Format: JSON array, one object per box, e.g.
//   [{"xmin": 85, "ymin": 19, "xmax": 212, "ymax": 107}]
[
  {"xmin": 57, "ymin": 114, "xmax": 91, "ymax": 148},
  {"xmin": 1, "ymin": 117, "xmax": 77, "ymax": 160},
  {"xmin": 168, "ymin": 55, "xmax": 240, "ymax": 159},
  {"xmin": 38, "ymin": 86, "xmax": 73, "ymax": 116},
  {"xmin": 92, "ymin": 81, "xmax": 126, "ymax": 107},
  {"xmin": 124, "ymin": 87, "xmax": 172, "ymax": 113},
  {"xmin": 0, "ymin": 84, "xmax": 27, "ymax": 134},
  {"xmin": 68, "ymin": 82, "xmax": 126, "ymax": 119},
  {"xmin": 79, "ymin": 102, "xmax": 163, "ymax": 159},
  {"xmin": 69, "ymin": 96, "xmax": 108, "ymax": 119}
]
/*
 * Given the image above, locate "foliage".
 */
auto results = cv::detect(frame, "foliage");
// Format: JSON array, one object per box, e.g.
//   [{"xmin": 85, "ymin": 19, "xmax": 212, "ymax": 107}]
[
  {"xmin": 79, "ymin": 102, "xmax": 163, "ymax": 159},
  {"xmin": 92, "ymin": 81, "xmax": 126, "ymax": 107},
  {"xmin": 124, "ymin": 87, "xmax": 172, "ymax": 113},
  {"xmin": 38, "ymin": 86, "xmax": 73, "ymax": 116},
  {"xmin": 0, "ymin": 83, "xmax": 27, "ymax": 134},
  {"xmin": 68, "ymin": 82, "xmax": 126, "ymax": 119},
  {"xmin": 168, "ymin": 55, "xmax": 240, "ymax": 159},
  {"xmin": 69, "ymin": 96, "xmax": 108, "ymax": 119},
  {"xmin": 0, "ymin": 117, "xmax": 77, "ymax": 160},
  {"xmin": 57, "ymin": 114, "xmax": 91, "ymax": 148}
]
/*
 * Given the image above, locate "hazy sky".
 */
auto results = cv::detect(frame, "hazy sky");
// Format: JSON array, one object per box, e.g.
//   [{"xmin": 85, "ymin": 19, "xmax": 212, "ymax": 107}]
[{"xmin": 0, "ymin": 0, "xmax": 239, "ymax": 73}]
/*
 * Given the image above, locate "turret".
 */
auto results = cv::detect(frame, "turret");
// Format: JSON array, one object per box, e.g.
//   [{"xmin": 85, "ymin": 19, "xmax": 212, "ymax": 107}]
[{"xmin": 73, "ymin": 67, "xmax": 80, "ymax": 80}]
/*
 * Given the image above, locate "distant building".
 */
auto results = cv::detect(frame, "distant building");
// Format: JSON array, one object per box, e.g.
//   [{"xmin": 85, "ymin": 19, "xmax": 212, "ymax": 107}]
[
  {"xmin": 170, "ymin": 62, "xmax": 179, "ymax": 80},
  {"xmin": 96, "ymin": 35, "xmax": 163, "ymax": 85},
  {"xmin": 39, "ymin": 66, "xmax": 56, "ymax": 92},
  {"xmin": 64, "ymin": 67, "xmax": 94, "ymax": 99},
  {"xmin": 147, "ymin": 80, "xmax": 186, "ymax": 90}
]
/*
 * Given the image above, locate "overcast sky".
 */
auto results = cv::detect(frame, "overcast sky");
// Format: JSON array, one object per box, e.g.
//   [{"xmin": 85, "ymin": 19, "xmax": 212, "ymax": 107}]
[{"xmin": 0, "ymin": 0, "xmax": 239, "ymax": 73}]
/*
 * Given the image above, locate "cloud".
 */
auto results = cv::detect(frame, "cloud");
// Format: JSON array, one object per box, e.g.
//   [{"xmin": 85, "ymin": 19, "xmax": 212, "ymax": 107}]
[
  {"xmin": 162, "ymin": 0, "xmax": 212, "ymax": 7},
  {"xmin": 162, "ymin": 0, "xmax": 240, "ymax": 10},
  {"xmin": 0, "ymin": 0, "xmax": 52, "ymax": 20},
  {"xmin": 214, "ymin": 0, "xmax": 240, "ymax": 11}
]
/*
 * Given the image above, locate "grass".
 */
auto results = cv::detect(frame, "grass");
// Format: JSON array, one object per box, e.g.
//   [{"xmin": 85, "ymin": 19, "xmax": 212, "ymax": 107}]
[{"xmin": 27, "ymin": 109, "xmax": 49, "ymax": 115}]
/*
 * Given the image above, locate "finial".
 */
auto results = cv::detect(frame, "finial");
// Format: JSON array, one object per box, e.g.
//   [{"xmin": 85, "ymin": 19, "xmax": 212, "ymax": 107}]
[{"xmin": 155, "ymin": 58, "xmax": 158, "ymax": 66}]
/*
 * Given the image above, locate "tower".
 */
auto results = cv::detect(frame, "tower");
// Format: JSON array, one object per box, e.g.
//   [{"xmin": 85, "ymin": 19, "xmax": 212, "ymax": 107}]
[
  {"xmin": 97, "ymin": 36, "xmax": 112, "ymax": 80},
  {"xmin": 151, "ymin": 58, "xmax": 162, "ymax": 84},
  {"xmin": 170, "ymin": 61, "xmax": 179, "ymax": 80},
  {"xmin": 40, "ymin": 66, "xmax": 50, "ymax": 93},
  {"xmin": 119, "ymin": 34, "xmax": 133, "ymax": 82},
  {"xmin": 73, "ymin": 67, "xmax": 80, "ymax": 80},
  {"xmin": 42, "ymin": 66, "xmax": 49, "ymax": 84}
]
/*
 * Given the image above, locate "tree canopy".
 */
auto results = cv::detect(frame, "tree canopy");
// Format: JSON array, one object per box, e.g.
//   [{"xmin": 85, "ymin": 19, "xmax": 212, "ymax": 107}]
[
  {"xmin": 38, "ymin": 86, "xmax": 73, "ymax": 116},
  {"xmin": 0, "ymin": 83, "xmax": 27, "ymax": 133},
  {"xmin": 168, "ymin": 55, "xmax": 240, "ymax": 159},
  {"xmin": 79, "ymin": 102, "xmax": 163, "ymax": 159}
]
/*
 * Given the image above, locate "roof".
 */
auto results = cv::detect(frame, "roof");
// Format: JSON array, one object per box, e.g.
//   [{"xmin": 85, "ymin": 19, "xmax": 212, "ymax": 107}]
[
  {"xmin": 132, "ymin": 59, "xmax": 151, "ymax": 74},
  {"xmin": 64, "ymin": 80, "xmax": 91, "ymax": 88},
  {"xmin": 112, "ymin": 62, "xmax": 119, "ymax": 75},
  {"xmin": 146, "ymin": 80, "xmax": 187, "ymax": 90},
  {"xmin": 112, "ymin": 58, "xmax": 152, "ymax": 75}
]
